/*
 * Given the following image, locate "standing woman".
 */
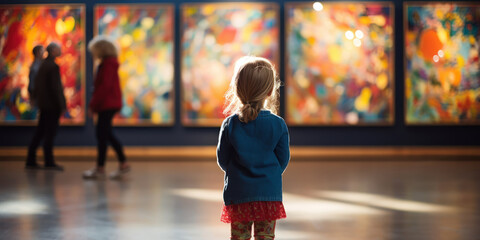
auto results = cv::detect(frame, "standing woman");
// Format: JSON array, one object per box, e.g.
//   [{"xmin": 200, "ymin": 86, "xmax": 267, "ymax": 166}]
[{"xmin": 83, "ymin": 36, "xmax": 130, "ymax": 179}]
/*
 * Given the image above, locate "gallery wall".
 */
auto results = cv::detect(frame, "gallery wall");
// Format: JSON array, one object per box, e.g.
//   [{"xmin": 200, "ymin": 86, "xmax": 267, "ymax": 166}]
[{"xmin": 0, "ymin": 0, "xmax": 479, "ymax": 146}]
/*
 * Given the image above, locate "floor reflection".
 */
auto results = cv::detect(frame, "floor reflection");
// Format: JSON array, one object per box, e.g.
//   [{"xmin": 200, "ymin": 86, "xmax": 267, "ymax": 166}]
[
  {"xmin": 0, "ymin": 160, "xmax": 479, "ymax": 240},
  {"xmin": 315, "ymin": 191, "xmax": 457, "ymax": 213},
  {"xmin": 0, "ymin": 200, "xmax": 48, "ymax": 215}
]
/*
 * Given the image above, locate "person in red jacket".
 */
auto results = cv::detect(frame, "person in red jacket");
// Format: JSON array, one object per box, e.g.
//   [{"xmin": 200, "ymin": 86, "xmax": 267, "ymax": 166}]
[{"xmin": 83, "ymin": 36, "xmax": 129, "ymax": 180}]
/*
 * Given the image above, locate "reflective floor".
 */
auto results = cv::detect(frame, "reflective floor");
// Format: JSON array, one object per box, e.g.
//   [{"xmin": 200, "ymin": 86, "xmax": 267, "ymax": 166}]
[{"xmin": 0, "ymin": 159, "xmax": 479, "ymax": 240}]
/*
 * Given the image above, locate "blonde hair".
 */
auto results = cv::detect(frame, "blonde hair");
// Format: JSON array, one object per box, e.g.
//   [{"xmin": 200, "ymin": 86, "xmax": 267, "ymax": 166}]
[
  {"xmin": 224, "ymin": 56, "xmax": 280, "ymax": 123},
  {"xmin": 88, "ymin": 35, "xmax": 118, "ymax": 59}
]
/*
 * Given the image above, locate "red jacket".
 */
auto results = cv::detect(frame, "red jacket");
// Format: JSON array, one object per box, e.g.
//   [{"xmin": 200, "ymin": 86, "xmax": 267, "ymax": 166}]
[{"xmin": 89, "ymin": 57, "xmax": 123, "ymax": 112}]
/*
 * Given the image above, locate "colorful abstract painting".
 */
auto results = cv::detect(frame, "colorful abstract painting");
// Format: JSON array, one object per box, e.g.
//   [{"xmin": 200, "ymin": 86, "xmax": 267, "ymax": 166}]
[
  {"xmin": 286, "ymin": 2, "xmax": 394, "ymax": 125},
  {"xmin": 0, "ymin": 5, "xmax": 85, "ymax": 125},
  {"xmin": 181, "ymin": 3, "xmax": 279, "ymax": 126},
  {"xmin": 405, "ymin": 3, "xmax": 480, "ymax": 124},
  {"xmin": 95, "ymin": 4, "xmax": 174, "ymax": 125}
]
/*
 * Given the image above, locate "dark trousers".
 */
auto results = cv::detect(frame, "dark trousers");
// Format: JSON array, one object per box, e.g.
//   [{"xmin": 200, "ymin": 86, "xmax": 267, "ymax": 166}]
[
  {"xmin": 27, "ymin": 110, "xmax": 61, "ymax": 166},
  {"xmin": 96, "ymin": 110, "xmax": 126, "ymax": 167}
]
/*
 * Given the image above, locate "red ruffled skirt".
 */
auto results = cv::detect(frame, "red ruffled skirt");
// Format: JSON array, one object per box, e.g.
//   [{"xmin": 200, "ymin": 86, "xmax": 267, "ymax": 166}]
[{"xmin": 221, "ymin": 201, "xmax": 286, "ymax": 223}]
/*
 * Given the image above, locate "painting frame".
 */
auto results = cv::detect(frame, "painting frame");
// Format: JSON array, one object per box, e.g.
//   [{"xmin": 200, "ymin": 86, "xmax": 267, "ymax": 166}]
[
  {"xmin": 404, "ymin": 1, "xmax": 480, "ymax": 126},
  {"xmin": 284, "ymin": 1, "xmax": 396, "ymax": 126},
  {"xmin": 180, "ymin": 2, "xmax": 281, "ymax": 127},
  {"xmin": 0, "ymin": 4, "xmax": 86, "ymax": 126},
  {"xmin": 94, "ymin": 3, "xmax": 175, "ymax": 127}
]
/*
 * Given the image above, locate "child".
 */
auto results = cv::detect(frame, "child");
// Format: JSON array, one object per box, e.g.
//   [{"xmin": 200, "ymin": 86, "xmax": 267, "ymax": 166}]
[
  {"xmin": 217, "ymin": 56, "xmax": 290, "ymax": 240},
  {"xmin": 83, "ymin": 36, "xmax": 129, "ymax": 180}
]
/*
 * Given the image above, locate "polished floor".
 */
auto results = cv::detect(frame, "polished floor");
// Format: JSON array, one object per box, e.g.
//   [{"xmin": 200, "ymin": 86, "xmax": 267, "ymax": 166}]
[{"xmin": 0, "ymin": 159, "xmax": 479, "ymax": 240}]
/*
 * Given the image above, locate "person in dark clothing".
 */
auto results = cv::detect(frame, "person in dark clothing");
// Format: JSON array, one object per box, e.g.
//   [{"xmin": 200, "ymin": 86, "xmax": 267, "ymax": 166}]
[
  {"xmin": 28, "ymin": 45, "xmax": 44, "ymax": 100},
  {"xmin": 83, "ymin": 36, "xmax": 129, "ymax": 180},
  {"xmin": 25, "ymin": 43, "xmax": 65, "ymax": 171}
]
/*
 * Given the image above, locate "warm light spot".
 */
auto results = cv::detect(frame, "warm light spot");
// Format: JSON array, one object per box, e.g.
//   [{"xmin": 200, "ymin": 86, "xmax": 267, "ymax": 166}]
[
  {"xmin": 55, "ymin": 19, "xmax": 65, "ymax": 35},
  {"xmin": 201, "ymin": 5, "xmax": 215, "ymax": 15},
  {"xmin": 345, "ymin": 30, "xmax": 354, "ymax": 40},
  {"xmin": 102, "ymin": 13, "xmax": 114, "ymax": 24},
  {"xmin": 457, "ymin": 56, "xmax": 465, "ymax": 68},
  {"xmin": 325, "ymin": 78, "xmax": 335, "ymax": 87},
  {"xmin": 353, "ymin": 38, "xmax": 362, "ymax": 47},
  {"xmin": 327, "ymin": 45, "xmax": 342, "ymax": 64},
  {"xmin": 17, "ymin": 101, "xmax": 29, "ymax": 113},
  {"xmin": 313, "ymin": 2, "xmax": 324, "ymax": 12},
  {"xmin": 261, "ymin": 35, "xmax": 272, "ymax": 46},
  {"xmin": 132, "ymin": 28, "xmax": 146, "ymax": 42},
  {"xmin": 71, "ymin": 106, "xmax": 80, "ymax": 118},
  {"xmin": 231, "ymin": 12, "xmax": 247, "ymax": 28},
  {"xmin": 306, "ymin": 36, "xmax": 316, "ymax": 45},
  {"xmin": 376, "ymin": 73, "xmax": 388, "ymax": 90},
  {"xmin": 119, "ymin": 16, "xmax": 127, "ymax": 25},
  {"xmin": 470, "ymin": 35, "xmax": 476, "ymax": 44},
  {"xmin": 437, "ymin": 27, "xmax": 448, "ymax": 44},
  {"xmin": 370, "ymin": 31, "xmax": 378, "ymax": 40},
  {"xmin": 204, "ymin": 34, "xmax": 216, "ymax": 46},
  {"xmin": 306, "ymin": 97, "xmax": 319, "ymax": 114},
  {"xmin": 345, "ymin": 112, "xmax": 359, "ymax": 125},
  {"xmin": 439, "ymin": 68, "xmax": 461, "ymax": 87},
  {"xmin": 359, "ymin": 16, "xmax": 370, "ymax": 25},
  {"xmin": 136, "ymin": 62, "xmax": 146, "ymax": 75},
  {"xmin": 63, "ymin": 16, "xmax": 75, "ymax": 33},
  {"xmin": 120, "ymin": 34, "xmax": 133, "ymax": 48},
  {"xmin": 355, "ymin": 30, "xmax": 364, "ymax": 39},
  {"xmin": 335, "ymin": 85, "xmax": 345, "ymax": 95},
  {"xmin": 296, "ymin": 72, "xmax": 310, "ymax": 89},
  {"xmin": 433, "ymin": 55, "xmax": 439, "ymax": 62},
  {"xmin": 354, "ymin": 88, "xmax": 371, "ymax": 111},
  {"xmin": 151, "ymin": 111, "xmax": 162, "ymax": 124},
  {"xmin": 370, "ymin": 15, "xmax": 386, "ymax": 26},
  {"xmin": 141, "ymin": 17, "xmax": 154, "ymax": 30}
]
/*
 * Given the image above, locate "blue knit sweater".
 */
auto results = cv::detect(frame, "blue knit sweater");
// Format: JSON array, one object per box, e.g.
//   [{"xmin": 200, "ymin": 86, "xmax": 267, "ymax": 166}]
[{"xmin": 217, "ymin": 110, "xmax": 290, "ymax": 205}]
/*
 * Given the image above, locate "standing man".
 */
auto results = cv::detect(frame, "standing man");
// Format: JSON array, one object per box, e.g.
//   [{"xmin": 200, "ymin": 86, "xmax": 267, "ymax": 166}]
[
  {"xmin": 25, "ymin": 43, "xmax": 65, "ymax": 170},
  {"xmin": 28, "ymin": 45, "xmax": 44, "ymax": 100}
]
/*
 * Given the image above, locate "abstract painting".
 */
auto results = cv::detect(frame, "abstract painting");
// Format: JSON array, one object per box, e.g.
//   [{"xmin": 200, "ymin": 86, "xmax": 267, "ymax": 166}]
[
  {"xmin": 181, "ymin": 3, "xmax": 279, "ymax": 126},
  {"xmin": 95, "ymin": 4, "xmax": 174, "ymax": 125},
  {"xmin": 405, "ymin": 3, "xmax": 480, "ymax": 124},
  {"xmin": 0, "ymin": 5, "xmax": 85, "ymax": 125},
  {"xmin": 286, "ymin": 2, "xmax": 394, "ymax": 125}
]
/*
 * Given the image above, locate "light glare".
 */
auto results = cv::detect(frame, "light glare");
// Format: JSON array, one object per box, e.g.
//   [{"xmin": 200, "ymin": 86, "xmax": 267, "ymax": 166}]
[
  {"xmin": 345, "ymin": 30, "xmax": 354, "ymax": 40},
  {"xmin": 353, "ymin": 38, "xmax": 362, "ymax": 47},
  {"xmin": 0, "ymin": 200, "xmax": 48, "ymax": 215},
  {"xmin": 355, "ymin": 30, "xmax": 364, "ymax": 39},
  {"xmin": 313, "ymin": 2, "xmax": 324, "ymax": 11},
  {"xmin": 438, "ymin": 50, "xmax": 444, "ymax": 58},
  {"xmin": 317, "ymin": 191, "xmax": 457, "ymax": 213}
]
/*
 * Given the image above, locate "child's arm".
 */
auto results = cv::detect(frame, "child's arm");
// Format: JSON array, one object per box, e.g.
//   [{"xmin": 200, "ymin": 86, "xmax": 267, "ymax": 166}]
[
  {"xmin": 217, "ymin": 119, "xmax": 233, "ymax": 171},
  {"xmin": 274, "ymin": 122, "xmax": 290, "ymax": 173}
]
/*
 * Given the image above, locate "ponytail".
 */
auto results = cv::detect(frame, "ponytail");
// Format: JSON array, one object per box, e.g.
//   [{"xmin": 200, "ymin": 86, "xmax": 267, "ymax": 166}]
[{"xmin": 239, "ymin": 102, "xmax": 262, "ymax": 123}]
